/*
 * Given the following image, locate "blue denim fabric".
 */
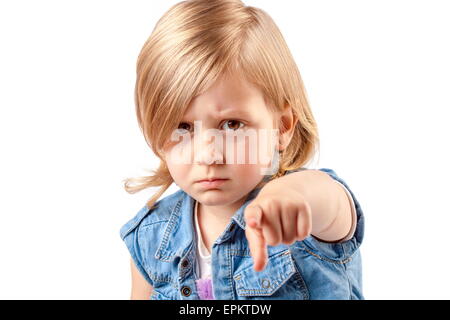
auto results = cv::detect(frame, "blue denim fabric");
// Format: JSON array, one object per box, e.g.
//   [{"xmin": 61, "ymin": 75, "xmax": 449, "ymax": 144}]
[{"xmin": 119, "ymin": 168, "xmax": 364, "ymax": 300}]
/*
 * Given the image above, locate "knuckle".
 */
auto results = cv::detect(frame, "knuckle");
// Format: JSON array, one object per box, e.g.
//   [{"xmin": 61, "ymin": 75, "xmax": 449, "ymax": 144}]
[
  {"xmin": 267, "ymin": 234, "xmax": 281, "ymax": 246},
  {"xmin": 244, "ymin": 205, "xmax": 254, "ymax": 217},
  {"xmin": 297, "ymin": 227, "xmax": 310, "ymax": 240},
  {"xmin": 296, "ymin": 200, "xmax": 307, "ymax": 212},
  {"xmin": 260, "ymin": 198, "xmax": 276, "ymax": 211},
  {"xmin": 244, "ymin": 209, "xmax": 259, "ymax": 223},
  {"xmin": 283, "ymin": 235, "xmax": 296, "ymax": 245}
]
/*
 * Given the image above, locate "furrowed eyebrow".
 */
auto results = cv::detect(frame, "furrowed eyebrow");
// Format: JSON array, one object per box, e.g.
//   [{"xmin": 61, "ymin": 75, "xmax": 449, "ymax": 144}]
[
  {"xmin": 221, "ymin": 109, "xmax": 252, "ymax": 117},
  {"xmin": 182, "ymin": 109, "xmax": 252, "ymax": 121}
]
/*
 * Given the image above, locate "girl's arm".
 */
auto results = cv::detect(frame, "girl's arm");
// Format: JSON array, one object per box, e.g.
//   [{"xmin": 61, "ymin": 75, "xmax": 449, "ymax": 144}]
[
  {"xmin": 282, "ymin": 169, "xmax": 352, "ymax": 242},
  {"xmin": 130, "ymin": 258, "xmax": 153, "ymax": 300}
]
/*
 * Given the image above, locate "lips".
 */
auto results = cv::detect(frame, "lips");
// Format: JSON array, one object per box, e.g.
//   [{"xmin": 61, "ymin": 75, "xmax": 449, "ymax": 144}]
[
  {"xmin": 196, "ymin": 177, "xmax": 227, "ymax": 182},
  {"xmin": 196, "ymin": 178, "xmax": 229, "ymax": 189}
]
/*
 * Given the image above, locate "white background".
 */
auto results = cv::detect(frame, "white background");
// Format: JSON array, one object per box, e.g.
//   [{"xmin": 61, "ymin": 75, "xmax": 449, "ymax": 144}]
[{"xmin": 0, "ymin": 0, "xmax": 449, "ymax": 299}]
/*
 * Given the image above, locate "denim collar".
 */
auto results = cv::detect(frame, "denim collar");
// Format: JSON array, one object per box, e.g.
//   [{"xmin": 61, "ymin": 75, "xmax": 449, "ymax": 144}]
[{"xmin": 154, "ymin": 182, "xmax": 267, "ymax": 262}]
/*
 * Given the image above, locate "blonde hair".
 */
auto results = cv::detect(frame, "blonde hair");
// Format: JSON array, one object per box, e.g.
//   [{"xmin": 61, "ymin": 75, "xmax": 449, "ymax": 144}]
[{"xmin": 124, "ymin": 0, "xmax": 319, "ymax": 210}]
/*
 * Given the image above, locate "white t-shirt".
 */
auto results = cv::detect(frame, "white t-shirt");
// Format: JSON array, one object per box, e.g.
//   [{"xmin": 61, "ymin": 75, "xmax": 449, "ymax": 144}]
[
  {"xmin": 193, "ymin": 181, "xmax": 357, "ymax": 278},
  {"xmin": 193, "ymin": 200, "xmax": 215, "ymax": 300},
  {"xmin": 194, "ymin": 199, "xmax": 213, "ymax": 279}
]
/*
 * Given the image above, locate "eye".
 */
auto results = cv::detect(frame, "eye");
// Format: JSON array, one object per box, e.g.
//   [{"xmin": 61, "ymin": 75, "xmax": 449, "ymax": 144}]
[
  {"xmin": 177, "ymin": 122, "xmax": 192, "ymax": 133},
  {"xmin": 222, "ymin": 120, "xmax": 245, "ymax": 131}
]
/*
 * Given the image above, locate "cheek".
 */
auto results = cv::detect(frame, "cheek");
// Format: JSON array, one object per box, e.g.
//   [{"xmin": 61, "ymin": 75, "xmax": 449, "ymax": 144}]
[
  {"xmin": 226, "ymin": 164, "xmax": 265, "ymax": 192},
  {"xmin": 228, "ymin": 129, "xmax": 277, "ymax": 166},
  {"xmin": 165, "ymin": 156, "xmax": 191, "ymax": 183},
  {"xmin": 165, "ymin": 137, "xmax": 193, "ymax": 165},
  {"xmin": 229, "ymin": 163, "xmax": 260, "ymax": 177}
]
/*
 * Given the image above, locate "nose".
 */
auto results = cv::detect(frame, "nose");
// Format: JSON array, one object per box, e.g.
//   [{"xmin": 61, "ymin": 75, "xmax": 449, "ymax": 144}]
[{"xmin": 193, "ymin": 129, "xmax": 224, "ymax": 165}]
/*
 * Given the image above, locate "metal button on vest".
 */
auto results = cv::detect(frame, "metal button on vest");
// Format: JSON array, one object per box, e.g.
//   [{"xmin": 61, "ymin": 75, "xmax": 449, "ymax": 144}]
[
  {"xmin": 181, "ymin": 259, "xmax": 189, "ymax": 268},
  {"xmin": 261, "ymin": 279, "xmax": 271, "ymax": 288},
  {"xmin": 181, "ymin": 286, "xmax": 191, "ymax": 297}
]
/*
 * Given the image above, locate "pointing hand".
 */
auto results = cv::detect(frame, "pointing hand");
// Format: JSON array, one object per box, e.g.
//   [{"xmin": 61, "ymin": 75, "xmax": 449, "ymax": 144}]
[{"xmin": 244, "ymin": 188, "xmax": 312, "ymax": 271}]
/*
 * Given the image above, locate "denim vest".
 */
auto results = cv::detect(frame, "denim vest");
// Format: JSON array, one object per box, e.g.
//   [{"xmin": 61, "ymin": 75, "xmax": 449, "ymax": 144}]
[{"xmin": 119, "ymin": 168, "xmax": 365, "ymax": 300}]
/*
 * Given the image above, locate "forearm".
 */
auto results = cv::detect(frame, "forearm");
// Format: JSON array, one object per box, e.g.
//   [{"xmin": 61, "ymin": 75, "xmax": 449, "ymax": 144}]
[{"xmin": 266, "ymin": 169, "xmax": 351, "ymax": 242}]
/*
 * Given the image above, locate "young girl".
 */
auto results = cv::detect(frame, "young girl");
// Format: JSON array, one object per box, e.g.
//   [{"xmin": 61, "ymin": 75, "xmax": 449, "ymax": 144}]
[{"xmin": 120, "ymin": 0, "xmax": 364, "ymax": 300}]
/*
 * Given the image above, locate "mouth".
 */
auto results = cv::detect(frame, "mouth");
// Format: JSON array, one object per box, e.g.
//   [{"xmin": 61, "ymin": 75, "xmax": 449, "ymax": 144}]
[
  {"xmin": 195, "ymin": 178, "xmax": 229, "ymax": 188},
  {"xmin": 196, "ymin": 177, "xmax": 228, "ymax": 182}
]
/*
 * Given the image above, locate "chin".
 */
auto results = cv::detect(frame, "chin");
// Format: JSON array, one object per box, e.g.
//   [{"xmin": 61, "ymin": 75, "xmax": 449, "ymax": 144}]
[{"xmin": 196, "ymin": 191, "xmax": 237, "ymax": 206}]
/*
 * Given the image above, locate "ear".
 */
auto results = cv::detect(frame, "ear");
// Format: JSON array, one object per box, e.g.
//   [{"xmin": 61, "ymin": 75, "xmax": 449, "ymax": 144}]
[{"xmin": 277, "ymin": 104, "xmax": 298, "ymax": 151}]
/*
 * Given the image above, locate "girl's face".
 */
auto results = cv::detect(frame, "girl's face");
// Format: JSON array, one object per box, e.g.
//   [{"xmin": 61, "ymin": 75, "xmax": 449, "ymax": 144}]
[{"xmin": 162, "ymin": 74, "xmax": 281, "ymax": 208}]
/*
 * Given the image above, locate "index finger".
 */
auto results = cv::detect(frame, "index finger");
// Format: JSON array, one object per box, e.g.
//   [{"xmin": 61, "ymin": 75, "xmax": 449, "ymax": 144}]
[{"xmin": 245, "ymin": 206, "xmax": 268, "ymax": 271}]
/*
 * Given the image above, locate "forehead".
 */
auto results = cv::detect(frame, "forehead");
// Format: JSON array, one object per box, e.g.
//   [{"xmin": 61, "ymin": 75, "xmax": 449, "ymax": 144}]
[{"xmin": 183, "ymin": 74, "xmax": 269, "ymax": 119}]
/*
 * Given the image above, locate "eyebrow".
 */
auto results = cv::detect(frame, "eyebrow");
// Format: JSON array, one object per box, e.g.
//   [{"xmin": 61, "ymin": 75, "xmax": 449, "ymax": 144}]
[
  {"xmin": 221, "ymin": 109, "xmax": 252, "ymax": 117},
  {"xmin": 183, "ymin": 109, "xmax": 252, "ymax": 120}
]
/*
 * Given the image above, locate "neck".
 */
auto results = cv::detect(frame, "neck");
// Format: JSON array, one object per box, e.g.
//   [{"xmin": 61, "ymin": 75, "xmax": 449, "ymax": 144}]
[{"xmin": 197, "ymin": 195, "xmax": 248, "ymax": 226}]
